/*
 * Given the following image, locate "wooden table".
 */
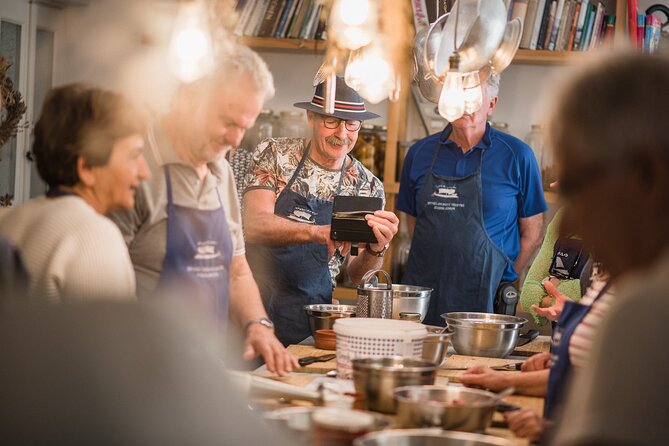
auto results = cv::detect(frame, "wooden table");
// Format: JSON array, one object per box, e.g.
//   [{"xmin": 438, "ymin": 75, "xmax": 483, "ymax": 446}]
[{"xmin": 253, "ymin": 341, "xmax": 549, "ymax": 446}]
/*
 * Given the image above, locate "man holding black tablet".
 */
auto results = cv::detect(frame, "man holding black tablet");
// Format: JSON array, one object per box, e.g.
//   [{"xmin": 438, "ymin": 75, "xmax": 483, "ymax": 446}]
[{"xmin": 243, "ymin": 77, "xmax": 398, "ymax": 345}]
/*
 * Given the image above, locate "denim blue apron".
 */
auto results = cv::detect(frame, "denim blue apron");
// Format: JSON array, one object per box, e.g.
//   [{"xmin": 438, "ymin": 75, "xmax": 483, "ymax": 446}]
[
  {"xmin": 155, "ymin": 166, "xmax": 233, "ymax": 328},
  {"xmin": 246, "ymin": 145, "xmax": 346, "ymax": 346},
  {"xmin": 403, "ymin": 143, "xmax": 511, "ymax": 326},
  {"xmin": 545, "ymin": 284, "xmax": 609, "ymax": 418}
]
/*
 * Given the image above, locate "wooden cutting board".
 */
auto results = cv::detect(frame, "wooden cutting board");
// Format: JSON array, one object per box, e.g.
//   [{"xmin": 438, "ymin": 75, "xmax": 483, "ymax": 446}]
[
  {"xmin": 437, "ymin": 355, "xmax": 523, "ymax": 383},
  {"xmin": 287, "ymin": 344, "xmax": 338, "ymax": 373},
  {"xmin": 512, "ymin": 335, "xmax": 551, "ymax": 356}
]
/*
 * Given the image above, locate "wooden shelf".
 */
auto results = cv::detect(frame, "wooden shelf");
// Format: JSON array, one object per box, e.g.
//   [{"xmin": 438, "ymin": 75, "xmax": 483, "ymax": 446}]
[
  {"xmin": 238, "ymin": 36, "xmax": 327, "ymax": 54},
  {"xmin": 512, "ymin": 49, "xmax": 588, "ymax": 65}
]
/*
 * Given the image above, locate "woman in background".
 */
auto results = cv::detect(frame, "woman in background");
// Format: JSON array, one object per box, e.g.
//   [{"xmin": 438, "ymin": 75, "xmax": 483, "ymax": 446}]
[{"xmin": 0, "ymin": 84, "xmax": 149, "ymax": 301}]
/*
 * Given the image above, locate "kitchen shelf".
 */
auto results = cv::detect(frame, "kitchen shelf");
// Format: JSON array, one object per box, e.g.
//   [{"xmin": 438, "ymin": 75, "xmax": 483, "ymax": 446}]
[{"xmin": 238, "ymin": 36, "xmax": 327, "ymax": 54}]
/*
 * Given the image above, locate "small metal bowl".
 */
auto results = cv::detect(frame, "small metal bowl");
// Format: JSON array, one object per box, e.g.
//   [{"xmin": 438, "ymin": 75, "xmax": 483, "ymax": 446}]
[
  {"xmin": 304, "ymin": 304, "xmax": 357, "ymax": 333},
  {"xmin": 421, "ymin": 326, "xmax": 453, "ymax": 366},
  {"xmin": 352, "ymin": 357, "xmax": 437, "ymax": 414},
  {"xmin": 393, "ymin": 385, "xmax": 500, "ymax": 432}
]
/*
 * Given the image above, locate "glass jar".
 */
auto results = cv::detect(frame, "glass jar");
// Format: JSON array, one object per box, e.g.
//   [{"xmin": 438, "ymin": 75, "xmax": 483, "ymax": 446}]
[
  {"xmin": 354, "ymin": 125, "xmax": 377, "ymax": 175},
  {"xmin": 373, "ymin": 125, "xmax": 386, "ymax": 181},
  {"xmin": 524, "ymin": 124, "xmax": 554, "ymax": 190},
  {"xmin": 489, "ymin": 121, "xmax": 509, "ymax": 132},
  {"xmin": 241, "ymin": 109, "xmax": 274, "ymax": 151},
  {"xmin": 276, "ymin": 111, "xmax": 308, "ymax": 138}
]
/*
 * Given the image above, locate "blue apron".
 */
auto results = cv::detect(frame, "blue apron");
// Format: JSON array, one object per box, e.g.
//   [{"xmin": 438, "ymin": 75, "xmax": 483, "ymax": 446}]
[
  {"xmin": 246, "ymin": 144, "xmax": 345, "ymax": 346},
  {"xmin": 155, "ymin": 166, "xmax": 233, "ymax": 327},
  {"xmin": 403, "ymin": 144, "xmax": 511, "ymax": 326},
  {"xmin": 545, "ymin": 284, "xmax": 609, "ymax": 418}
]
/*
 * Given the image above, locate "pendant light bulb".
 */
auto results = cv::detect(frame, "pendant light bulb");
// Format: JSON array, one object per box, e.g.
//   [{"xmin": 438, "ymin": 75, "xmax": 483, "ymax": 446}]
[
  {"xmin": 335, "ymin": 0, "xmax": 370, "ymax": 27},
  {"xmin": 463, "ymin": 72, "xmax": 483, "ymax": 114},
  {"xmin": 351, "ymin": 43, "xmax": 392, "ymax": 104},
  {"xmin": 344, "ymin": 51, "xmax": 364, "ymax": 91},
  {"xmin": 169, "ymin": 1, "xmax": 214, "ymax": 83},
  {"xmin": 438, "ymin": 54, "xmax": 465, "ymax": 122}
]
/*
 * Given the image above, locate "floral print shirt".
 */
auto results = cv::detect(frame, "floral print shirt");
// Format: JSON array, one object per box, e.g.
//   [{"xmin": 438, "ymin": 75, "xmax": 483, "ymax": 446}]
[{"xmin": 244, "ymin": 137, "xmax": 385, "ymax": 286}]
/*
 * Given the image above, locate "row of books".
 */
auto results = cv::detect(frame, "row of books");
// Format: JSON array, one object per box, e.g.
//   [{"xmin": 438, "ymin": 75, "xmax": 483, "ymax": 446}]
[
  {"xmin": 633, "ymin": 11, "xmax": 663, "ymax": 53},
  {"xmin": 508, "ymin": 0, "xmax": 614, "ymax": 52},
  {"xmin": 234, "ymin": 0, "xmax": 326, "ymax": 40}
]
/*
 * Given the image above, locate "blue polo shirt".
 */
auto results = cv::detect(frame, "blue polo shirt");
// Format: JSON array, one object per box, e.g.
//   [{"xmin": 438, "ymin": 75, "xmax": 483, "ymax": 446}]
[{"xmin": 397, "ymin": 124, "xmax": 547, "ymax": 282}]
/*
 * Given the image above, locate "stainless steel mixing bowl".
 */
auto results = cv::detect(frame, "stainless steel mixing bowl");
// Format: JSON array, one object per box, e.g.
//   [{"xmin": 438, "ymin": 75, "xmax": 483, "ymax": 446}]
[
  {"xmin": 354, "ymin": 428, "xmax": 512, "ymax": 446},
  {"xmin": 304, "ymin": 304, "xmax": 356, "ymax": 333},
  {"xmin": 421, "ymin": 326, "xmax": 453, "ymax": 365},
  {"xmin": 393, "ymin": 385, "xmax": 499, "ymax": 432},
  {"xmin": 352, "ymin": 357, "xmax": 438, "ymax": 414},
  {"xmin": 441, "ymin": 312, "xmax": 527, "ymax": 358},
  {"xmin": 391, "ymin": 285, "xmax": 432, "ymax": 322}
]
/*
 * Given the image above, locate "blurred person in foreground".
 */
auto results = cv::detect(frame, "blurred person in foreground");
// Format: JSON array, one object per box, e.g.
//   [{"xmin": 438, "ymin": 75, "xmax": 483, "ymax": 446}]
[
  {"xmin": 109, "ymin": 44, "xmax": 297, "ymax": 375},
  {"xmin": 0, "ymin": 299, "xmax": 286, "ymax": 445},
  {"xmin": 0, "ymin": 84, "xmax": 149, "ymax": 301},
  {"xmin": 243, "ymin": 77, "xmax": 398, "ymax": 346},
  {"xmin": 545, "ymin": 52, "xmax": 669, "ymax": 445}
]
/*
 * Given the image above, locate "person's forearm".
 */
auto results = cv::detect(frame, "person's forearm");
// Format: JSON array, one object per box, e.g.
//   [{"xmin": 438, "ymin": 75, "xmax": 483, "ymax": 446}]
[
  {"xmin": 244, "ymin": 211, "xmax": 323, "ymax": 246},
  {"xmin": 502, "ymin": 370, "xmax": 550, "ymax": 396},
  {"xmin": 229, "ymin": 256, "xmax": 268, "ymax": 327},
  {"xmin": 347, "ymin": 249, "xmax": 384, "ymax": 285},
  {"xmin": 515, "ymin": 233, "xmax": 542, "ymax": 273}
]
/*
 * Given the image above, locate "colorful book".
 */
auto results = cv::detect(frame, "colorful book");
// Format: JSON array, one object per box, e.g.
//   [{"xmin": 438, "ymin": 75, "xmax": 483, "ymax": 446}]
[
  {"xmin": 520, "ymin": 0, "xmax": 539, "ymax": 48},
  {"xmin": 628, "ymin": 0, "xmax": 638, "ymax": 47},
  {"xmin": 511, "ymin": 0, "xmax": 530, "ymax": 27},
  {"xmin": 536, "ymin": 0, "xmax": 554, "ymax": 49},
  {"xmin": 580, "ymin": 3, "xmax": 596, "ymax": 50},
  {"xmin": 573, "ymin": 0, "xmax": 590, "ymax": 50},
  {"xmin": 288, "ymin": 0, "xmax": 310, "ymax": 38},
  {"xmin": 273, "ymin": 0, "xmax": 295, "ymax": 37},
  {"xmin": 636, "ymin": 13, "xmax": 646, "ymax": 50},
  {"xmin": 235, "ymin": 0, "xmax": 257, "ymax": 36},
  {"xmin": 588, "ymin": 2, "xmax": 605, "ymax": 50},
  {"xmin": 543, "ymin": 0, "xmax": 558, "ymax": 50},
  {"xmin": 603, "ymin": 14, "xmax": 616, "ymax": 45},
  {"xmin": 284, "ymin": 0, "xmax": 304, "ymax": 38},
  {"xmin": 566, "ymin": 0, "xmax": 582, "ymax": 50},
  {"xmin": 555, "ymin": 0, "xmax": 573, "ymax": 51},
  {"xmin": 649, "ymin": 15, "xmax": 662, "ymax": 53},
  {"xmin": 244, "ymin": 0, "xmax": 269, "ymax": 36},
  {"xmin": 530, "ymin": 0, "xmax": 548, "ymax": 49},
  {"xmin": 257, "ymin": 0, "xmax": 284, "ymax": 37}
]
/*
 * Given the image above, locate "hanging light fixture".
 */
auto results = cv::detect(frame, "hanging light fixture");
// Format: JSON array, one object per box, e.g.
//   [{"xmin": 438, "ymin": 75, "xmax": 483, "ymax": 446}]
[
  {"xmin": 437, "ymin": 0, "xmax": 466, "ymax": 121},
  {"xmin": 344, "ymin": 41, "xmax": 394, "ymax": 104},
  {"xmin": 329, "ymin": 0, "xmax": 377, "ymax": 50},
  {"xmin": 168, "ymin": 1, "xmax": 214, "ymax": 83},
  {"xmin": 463, "ymin": 71, "xmax": 483, "ymax": 114}
]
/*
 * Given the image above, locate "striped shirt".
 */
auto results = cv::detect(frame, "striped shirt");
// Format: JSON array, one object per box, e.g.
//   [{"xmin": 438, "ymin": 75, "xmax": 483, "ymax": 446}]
[{"xmin": 569, "ymin": 278, "xmax": 615, "ymax": 369}]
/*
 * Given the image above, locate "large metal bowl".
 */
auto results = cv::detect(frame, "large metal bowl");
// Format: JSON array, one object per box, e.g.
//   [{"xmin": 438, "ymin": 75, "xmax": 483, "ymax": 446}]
[
  {"xmin": 392, "ymin": 285, "xmax": 432, "ymax": 322},
  {"xmin": 394, "ymin": 385, "xmax": 499, "ymax": 432},
  {"xmin": 354, "ymin": 428, "xmax": 512, "ymax": 446},
  {"xmin": 441, "ymin": 312, "xmax": 527, "ymax": 358},
  {"xmin": 304, "ymin": 304, "xmax": 356, "ymax": 333},
  {"xmin": 353, "ymin": 357, "xmax": 438, "ymax": 414}
]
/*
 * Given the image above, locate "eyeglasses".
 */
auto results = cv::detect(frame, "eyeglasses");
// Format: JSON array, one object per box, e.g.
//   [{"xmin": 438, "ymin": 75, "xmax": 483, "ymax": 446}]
[{"xmin": 321, "ymin": 116, "xmax": 362, "ymax": 132}]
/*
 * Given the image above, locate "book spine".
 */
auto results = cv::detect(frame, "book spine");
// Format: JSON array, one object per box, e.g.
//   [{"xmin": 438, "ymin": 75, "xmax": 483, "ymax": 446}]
[
  {"xmin": 548, "ymin": 0, "xmax": 566, "ymax": 50},
  {"xmin": 567, "ymin": 1, "xmax": 582, "ymax": 50},
  {"xmin": 520, "ymin": 0, "xmax": 539, "ymax": 48},
  {"xmin": 285, "ymin": 0, "xmax": 303, "ymax": 38},
  {"xmin": 543, "ymin": 1, "xmax": 558, "ymax": 50},
  {"xmin": 588, "ymin": 3, "xmax": 604, "ymax": 50},
  {"xmin": 628, "ymin": 0, "xmax": 638, "ymax": 47},
  {"xmin": 235, "ymin": 0, "xmax": 257, "ymax": 36},
  {"xmin": 257, "ymin": 0, "xmax": 282, "ymax": 37},
  {"xmin": 581, "ymin": 3, "xmax": 595, "ymax": 50},
  {"xmin": 636, "ymin": 13, "xmax": 646, "ymax": 50},
  {"xmin": 556, "ymin": 0, "xmax": 573, "ymax": 51},
  {"xmin": 273, "ymin": 0, "xmax": 293, "ymax": 38},
  {"xmin": 573, "ymin": 0, "xmax": 589, "ymax": 50},
  {"xmin": 530, "ymin": 0, "xmax": 548, "ymax": 49}
]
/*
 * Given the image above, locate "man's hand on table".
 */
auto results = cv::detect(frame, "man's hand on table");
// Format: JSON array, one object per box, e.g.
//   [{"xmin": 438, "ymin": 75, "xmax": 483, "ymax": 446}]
[
  {"xmin": 243, "ymin": 324, "xmax": 299, "ymax": 376},
  {"xmin": 460, "ymin": 365, "xmax": 510, "ymax": 391},
  {"xmin": 504, "ymin": 408, "xmax": 548, "ymax": 443},
  {"xmin": 521, "ymin": 352, "xmax": 551, "ymax": 372}
]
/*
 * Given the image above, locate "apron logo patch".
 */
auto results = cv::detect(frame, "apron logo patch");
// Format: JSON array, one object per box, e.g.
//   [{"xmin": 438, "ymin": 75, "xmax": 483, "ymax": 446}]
[
  {"xmin": 433, "ymin": 186, "xmax": 459, "ymax": 199},
  {"xmin": 194, "ymin": 241, "xmax": 221, "ymax": 260},
  {"xmin": 286, "ymin": 206, "xmax": 317, "ymax": 224}
]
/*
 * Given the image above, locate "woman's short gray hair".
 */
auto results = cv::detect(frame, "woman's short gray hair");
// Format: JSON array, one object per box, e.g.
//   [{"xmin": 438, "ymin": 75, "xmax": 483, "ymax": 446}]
[
  {"xmin": 207, "ymin": 44, "xmax": 275, "ymax": 101},
  {"xmin": 485, "ymin": 73, "xmax": 500, "ymax": 98}
]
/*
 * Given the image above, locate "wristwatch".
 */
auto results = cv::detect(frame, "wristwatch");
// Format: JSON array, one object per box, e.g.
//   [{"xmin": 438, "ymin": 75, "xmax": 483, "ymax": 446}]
[
  {"xmin": 245, "ymin": 317, "xmax": 275, "ymax": 332},
  {"xmin": 367, "ymin": 243, "xmax": 389, "ymax": 257}
]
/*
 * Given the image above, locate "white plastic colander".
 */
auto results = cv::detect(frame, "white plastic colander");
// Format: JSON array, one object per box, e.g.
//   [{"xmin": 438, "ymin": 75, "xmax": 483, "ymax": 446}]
[{"xmin": 333, "ymin": 318, "xmax": 427, "ymax": 378}]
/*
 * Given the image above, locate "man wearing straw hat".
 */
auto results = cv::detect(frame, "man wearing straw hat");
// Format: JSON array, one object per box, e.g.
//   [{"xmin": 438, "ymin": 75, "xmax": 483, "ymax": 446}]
[{"xmin": 243, "ymin": 77, "xmax": 399, "ymax": 346}]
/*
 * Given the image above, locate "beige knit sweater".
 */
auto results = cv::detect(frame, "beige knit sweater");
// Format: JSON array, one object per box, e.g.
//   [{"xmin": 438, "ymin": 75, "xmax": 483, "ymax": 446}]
[{"xmin": 0, "ymin": 196, "xmax": 135, "ymax": 302}]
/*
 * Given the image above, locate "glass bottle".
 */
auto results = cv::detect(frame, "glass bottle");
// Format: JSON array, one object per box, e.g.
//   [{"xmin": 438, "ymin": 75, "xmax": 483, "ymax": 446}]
[
  {"xmin": 355, "ymin": 125, "xmax": 377, "ymax": 175},
  {"xmin": 489, "ymin": 121, "xmax": 509, "ymax": 132},
  {"xmin": 240, "ymin": 109, "xmax": 274, "ymax": 151},
  {"xmin": 276, "ymin": 111, "xmax": 308, "ymax": 138},
  {"xmin": 524, "ymin": 124, "xmax": 553, "ymax": 190},
  {"xmin": 373, "ymin": 125, "xmax": 386, "ymax": 181}
]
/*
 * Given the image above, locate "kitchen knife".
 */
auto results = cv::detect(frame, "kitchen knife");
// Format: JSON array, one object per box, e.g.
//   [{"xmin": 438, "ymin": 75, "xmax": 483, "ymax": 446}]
[{"xmin": 298, "ymin": 354, "xmax": 337, "ymax": 367}]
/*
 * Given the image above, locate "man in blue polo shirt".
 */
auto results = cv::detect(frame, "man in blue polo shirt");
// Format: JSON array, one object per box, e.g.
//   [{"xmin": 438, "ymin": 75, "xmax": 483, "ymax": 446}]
[{"xmin": 398, "ymin": 74, "xmax": 546, "ymax": 326}]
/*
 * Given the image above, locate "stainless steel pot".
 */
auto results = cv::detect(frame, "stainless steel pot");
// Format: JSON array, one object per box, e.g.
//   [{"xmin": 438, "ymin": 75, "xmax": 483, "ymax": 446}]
[
  {"xmin": 352, "ymin": 357, "xmax": 438, "ymax": 414},
  {"xmin": 413, "ymin": 13, "xmax": 448, "ymax": 103},
  {"xmin": 354, "ymin": 428, "xmax": 513, "ymax": 446},
  {"xmin": 441, "ymin": 312, "xmax": 527, "ymax": 358},
  {"xmin": 393, "ymin": 385, "xmax": 499, "ymax": 432},
  {"xmin": 304, "ymin": 304, "xmax": 356, "ymax": 333},
  {"xmin": 391, "ymin": 284, "xmax": 432, "ymax": 322}
]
